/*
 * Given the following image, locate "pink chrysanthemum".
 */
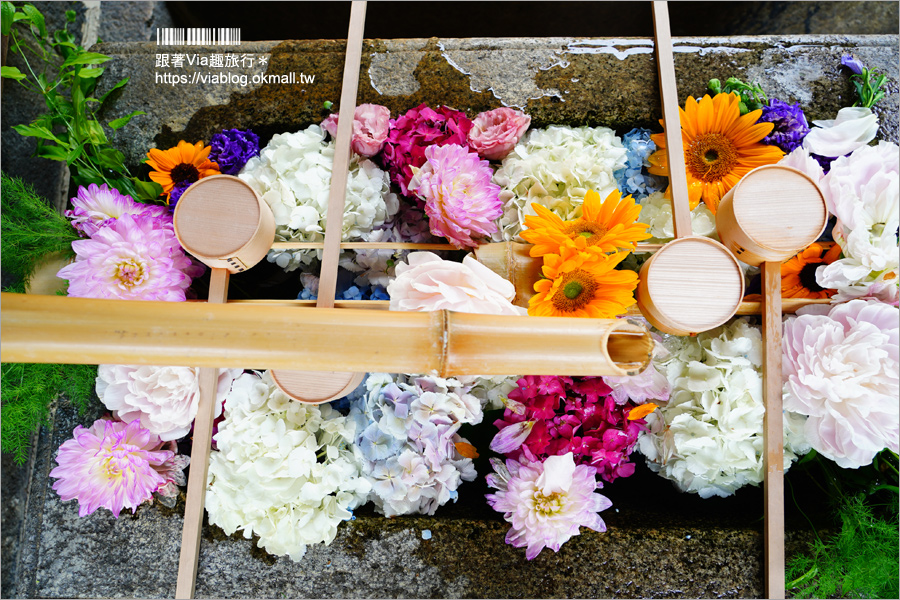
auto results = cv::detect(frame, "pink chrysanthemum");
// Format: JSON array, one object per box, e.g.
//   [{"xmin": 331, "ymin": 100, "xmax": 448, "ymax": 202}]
[
  {"xmin": 65, "ymin": 184, "xmax": 168, "ymax": 237},
  {"xmin": 407, "ymin": 144, "xmax": 501, "ymax": 249},
  {"xmin": 486, "ymin": 452, "xmax": 611, "ymax": 560},
  {"xmin": 49, "ymin": 418, "xmax": 188, "ymax": 517},
  {"xmin": 57, "ymin": 212, "xmax": 204, "ymax": 301}
]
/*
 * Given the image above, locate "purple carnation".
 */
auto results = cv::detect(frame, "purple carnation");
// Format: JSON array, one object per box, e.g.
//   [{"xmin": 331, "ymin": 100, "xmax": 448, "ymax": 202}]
[
  {"xmin": 841, "ymin": 53, "xmax": 866, "ymax": 75},
  {"xmin": 168, "ymin": 180, "xmax": 193, "ymax": 208},
  {"xmin": 208, "ymin": 128, "xmax": 260, "ymax": 175},
  {"xmin": 758, "ymin": 98, "xmax": 810, "ymax": 154}
]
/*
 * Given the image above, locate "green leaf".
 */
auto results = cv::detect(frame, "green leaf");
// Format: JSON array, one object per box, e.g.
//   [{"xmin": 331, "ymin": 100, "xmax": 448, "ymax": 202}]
[
  {"xmin": 65, "ymin": 9, "xmax": 76, "ymax": 23},
  {"xmin": 95, "ymin": 147, "xmax": 125, "ymax": 171},
  {"xmin": 11, "ymin": 123, "xmax": 60, "ymax": 142},
  {"xmin": 76, "ymin": 67, "xmax": 104, "ymax": 79},
  {"xmin": 60, "ymin": 52, "xmax": 110, "ymax": 68},
  {"xmin": 98, "ymin": 76, "xmax": 129, "ymax": 106},
  {"xmin": 1, "ymin": 1, "xmax": 15, "ymax": 36},
  {"xmin": 108, "ymin": 110, "xmax": 145, "ymax": 130},
  {"xmin": 66, "ymin": 143, "xmax": 84, "ymax": 166},
  {"xmin": 132, "ymin": 178, "xmax": 164, "ymax": 202},
  {"xmin": 21, "ymin": 3, "xmax": 46, "ymax": 38},
  {"xmin": 0, "ymin": 65, "xmax": 27, "ymax": 80},
  {"xmin": 85, "ymin": 120, "xmax": 108, "ymax": 145},
  {"xmin": 35, "ymin": 144, "xmax": 69, "ymax": 161}
]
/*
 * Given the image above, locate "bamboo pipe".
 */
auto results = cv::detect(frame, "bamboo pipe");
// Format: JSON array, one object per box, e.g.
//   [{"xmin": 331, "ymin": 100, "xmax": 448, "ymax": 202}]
[{"xmin": 0, "ymin": 292, "xmax": 652, "ymax": 377}]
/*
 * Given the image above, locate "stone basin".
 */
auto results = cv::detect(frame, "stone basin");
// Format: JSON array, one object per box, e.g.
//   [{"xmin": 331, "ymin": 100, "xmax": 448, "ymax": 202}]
[{"xmin": 9, "ymin": 34, "xmax": 899, "ymax": 598}]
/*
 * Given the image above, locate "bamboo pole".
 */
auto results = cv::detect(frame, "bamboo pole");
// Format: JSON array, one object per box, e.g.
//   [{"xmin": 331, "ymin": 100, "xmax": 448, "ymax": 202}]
[{"xmin": 0, "ymin": 292, "xmax": 651, "ymax": 377}]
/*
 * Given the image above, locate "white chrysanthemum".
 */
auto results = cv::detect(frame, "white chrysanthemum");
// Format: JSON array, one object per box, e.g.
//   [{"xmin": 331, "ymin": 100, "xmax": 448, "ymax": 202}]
[
  {"xmin": 637, "ymin": 191, "xmax": 717, "ymax": 242},
  {"xmin": 96, "ymin": 365, "xmax": 242, "ymax": 441},
  {"xmin": 239, "ymin": 125, "xmax": 399, "ymax": 271},
  {"xmin": 637, "ymin": 319, "xmax": 810, "ymax": 499},
  {"xmin": 206, "ymin": 371, "xmax": 371, "ymax": 561},
  {"xmin": 492, "ymin": 125, "xmax": 628, "ymax": 241}
]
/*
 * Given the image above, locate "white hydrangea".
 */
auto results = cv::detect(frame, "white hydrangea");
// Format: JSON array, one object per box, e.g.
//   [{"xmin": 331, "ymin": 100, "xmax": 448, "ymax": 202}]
[
  {"xmin": 206, "ymin": 371, "xmax": 371, "ymax": 561},
  {"xmin": 239, "ymin": 125, "xmax": 399, "ymax": 271},
  {"xmin": 454, "ymin": 374, "xmax": 522, "ymax": 411},
  {"xmin": 492, "ymin": 125, "xmax": 628, "ymax": 241},
  {"xmin": 637, "ymin": 191, "xmax": 717, "ymax": 242},
  {"xmin": 637, "ymin": 319, "xmax": 810, "ymax": 499}
]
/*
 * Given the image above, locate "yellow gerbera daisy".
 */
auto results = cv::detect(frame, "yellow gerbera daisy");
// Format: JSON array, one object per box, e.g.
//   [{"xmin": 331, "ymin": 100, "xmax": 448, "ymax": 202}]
[
  {"xmin": 647, "ymin": 93, "xmax": 784, "ymax": 214},
  {"xmin": 146, "ymin": 140, "xmax": 220, "ymax": 203},
  {"xmin": 528, "ymin": 246, "xmax": 638, "ymax": 318},
  {"xmin": 781, "ymin": 242, "xmax": 842, "ymax": 299},
  {"xmin": 520, "ymin": 189, "xmax": 651, "ymax": 258}
]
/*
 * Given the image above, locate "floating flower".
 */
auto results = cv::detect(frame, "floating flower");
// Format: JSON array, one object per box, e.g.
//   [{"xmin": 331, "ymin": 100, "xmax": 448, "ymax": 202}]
[
  {"xmin": 648, "ymin": 93, "xmax": 784, "ymax": 213},
  {"xmin": 467, "ymin": 107, "xmax": 531, "ymax": 161},
  {"xmin": 57, "ymin": 212, "xmax": 203, "ymax": 301},
  {"xmin": 782, "ymin": 300, "xmax": 899, "ymax": 469},
  {"xmin": 613, "ymin": 127, "xmax": 667, "ymax": 200},
  {"xmin": 50, "ymin": 418, "xmax": 188, "ymax": 517},
  {"xmin": 387, "ymin": 251, "xmax": 523, "ymax": 315},
  {"xmin": 529, "ymin": 247, "xmax": 637, "ymax": 318},
  {"xmin": 407, "ymin": 144, "xmax": 502, "ymax": 248},
  {"xmin": 65, "ymin": 184, "xmax": 168, "ymax": 237},
  {"xmin": 209, "ymin": 128, "xmax": 260, "ymax": 175},
  {"xmin": 485, "ymin": 453, "xmax": 612, "ymax": 560},
  {"xmin": 146, "ymin": 140, "xmax": 220, "ymax": 203},
  {"xmin": 321, "ymin": 103, "xmax": 391, "ymax": 158},
  {"xmin": 636, "ymin": 191, "xmax": 717, "ymax": 242},
  {"xmin": 96, "ymin": 365, "xmax": 243, "ymax": 441},
  {"xmin": 493, "ymin": 125, "xmax": 627, "ymax": 240},
  {"xmin": 381, "ymin": 104, "xmax": 473, "ymax": 198},
  {"xmin": 781, "ymin": 243, "xmax": 842, "ymax": 299},
  {"xmin": 520, "ymin": 188, "xmax": 650, "ymax": 257},
  {"xmin": 759, "ymin": 98, "xmax": 810, "ymax": 154},
  {"xmin": 603, "ymin": 329, "xmax": 671, "ymax": 405},
  {"xmin": 802, "ymin": 107, "xmax": 879, "ymax": 159}
]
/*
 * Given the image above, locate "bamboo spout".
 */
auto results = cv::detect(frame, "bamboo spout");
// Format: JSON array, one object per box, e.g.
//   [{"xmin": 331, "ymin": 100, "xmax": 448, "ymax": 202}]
[{"xmin": 0, "ymin": 293, "xmax": 652, "ymax": 377}]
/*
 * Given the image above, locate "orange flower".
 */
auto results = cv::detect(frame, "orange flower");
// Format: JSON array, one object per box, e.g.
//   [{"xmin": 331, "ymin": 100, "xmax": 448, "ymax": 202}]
[
  {"xmin": 647, "ymin": 93, "xmax": 784, "ymax": 214},
  {"xmin": 146, "ymin": 141, "xmax": 220, "ymax": 202},
  {"xmin": 781, "ymin": 243, "xmax": 842, "ymax": 299},
  {"xmin": 521, "ymin": 189, "xmax": 651, "ymax": 257},
  {"xmin": 528, "ymin": 246, "xmax": 638, "ymax": 318}
]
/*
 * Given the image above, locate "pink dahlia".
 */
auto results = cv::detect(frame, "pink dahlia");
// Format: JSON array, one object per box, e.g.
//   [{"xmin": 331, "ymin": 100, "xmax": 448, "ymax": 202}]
[
  {"xmin": 407, "ymin": 144, "xmax": 501, "ymax": 248},
  {"xmin": 486, "ymin": 452, "xmax": 611, "ymax": 560},
  {"xmin": 321, "ymin": 103, "xmax": 391, "ymax": 157},
  {"xmin": 468, "ymin": 107, "xmax": 531, "ymax": 160},
  {"xmin": 380, "ymin": 103, "xmax": 473, "ymax": 198},
  {"xmin": 50, "ymin": 418, "xmax": 189, "ymax": 517},
  {"xmin": 65, "ymin": 183, "xmax": 168, "ymax": 237},
  {"xmin": 57, "ymin": 212, "xmax": 204, "ymax": 301}
]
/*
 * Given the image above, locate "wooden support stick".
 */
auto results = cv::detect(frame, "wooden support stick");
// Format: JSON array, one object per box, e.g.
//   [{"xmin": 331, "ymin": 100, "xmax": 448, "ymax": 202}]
[
  {"xmin": 761, "ymin": 261, "xmax": 785, "ymax": 599},
  {"xmin": 651, "ymin": 1, "xmax": 692, "ymax": 238},
  {"xmin": 175, "ymin": 268, "xmax": 229, "ymax": 599},
  {"xmin": 316, "ymin": 0, "xmax": 366, "ymax": 307}
]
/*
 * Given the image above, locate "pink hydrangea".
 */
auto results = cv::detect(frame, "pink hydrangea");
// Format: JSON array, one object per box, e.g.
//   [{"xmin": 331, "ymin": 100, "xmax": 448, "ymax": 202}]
[
  {"xmin": 50, "ymin": 418, "xmax": 189, "ymax": 517},
  {"xmin": 321, "ymin": 103, "xmax": 391, "ymax": 158},
  {"xmin": 57, "ymin": 212, "xmax": 204, "ymax": 301},
  {"xmin": 467, "ymin": 107, "xmax": 531, "ymax": 160},
  {"xmin": 380, "ymin": 103, "xmax": 473, "ymax": 198},
  {"xmin": 65, "ymin": 183, "xmax": 168, "ymax": 237},
  {"xmin": 486, "ymin": 452, "xmax": 611, "ymax": 560},
  {"xmin": 490, "ymin": 375, "xmax": 647, "ymax": 483},
  {"xmin": 782, "ymin": 299, "xmax": 899, "ymax": 468},
  {"xmin": 407, "ymin": 144, "xmax": 501, "ymax": 248}
]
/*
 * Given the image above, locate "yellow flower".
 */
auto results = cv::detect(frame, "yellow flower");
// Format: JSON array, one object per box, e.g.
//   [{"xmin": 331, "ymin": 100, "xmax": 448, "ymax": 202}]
[
  {"xmin": 781, "ymin": 243, "xmax": 842, "ymax": 299},
  {"xmin": 521, "ymin": 189, "xmax": 651, "ymax": 258},
  {"xmin": 146, "ymin": 141, "xmax": 220, "ymax": 202},
  {"xmin": 528, "ymin": 246, "xmax": 638, "ymax": 318},
  {"xmin": 647, "ymin": 93, "xmax": 784, "ymax": 214}
]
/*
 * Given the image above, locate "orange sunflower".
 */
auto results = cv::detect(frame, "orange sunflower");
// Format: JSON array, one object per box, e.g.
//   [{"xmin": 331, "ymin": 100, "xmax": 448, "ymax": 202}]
[
  {"xmin": 781, "ymin": 242, "xmax": 842, "ymax": 298},
  {"xmin": 528, "ymin": 245, "xmax": 638, "ymax": 318},
  {"xmin": 146, "ymin": 141, "xmax": 220, "ymax": 203},
  {"xmin": 647, "ymin": 93, "xmax": 785, "ymax": 214},
  {"xmin": 521, "ymin": 189, "xmax": 651, "ymax": 258}
]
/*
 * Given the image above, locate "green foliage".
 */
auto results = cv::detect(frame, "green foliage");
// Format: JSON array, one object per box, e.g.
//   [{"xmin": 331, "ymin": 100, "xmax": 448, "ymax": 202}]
[
  {"xmin": 1, "ymin": 362, "xmax": 99, "ymax": 464},
  {"xmin": 787, "ymin": 493, "xmax": 899, "ymax": 599},
  {"xmin": 849, "ymin": 68, "xmax": 887, "ymax": 109},
  {"xmin": 708, "ymin": 77, "xmax": 768, "ymax": 115},
  {"xmin": 0, "ymin": 1, "xmax": 162, "ymax": 203},
  {"xmin": 1, "ymin": 172, "xmax": 78, "ymax": 293}
]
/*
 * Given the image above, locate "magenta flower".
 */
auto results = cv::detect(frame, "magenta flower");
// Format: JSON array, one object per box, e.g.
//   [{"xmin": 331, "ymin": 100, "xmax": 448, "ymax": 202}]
[
  {"xmin": 485, "ymin": 452, "xmax": 611, "ymax": 560},
  {"xmin": 407, "ymin": 144, "xmax": 501, "ymax": 249},
  {"xmin": 57, "ymin": 212, "xmax": 204, "ymax": 301},
  {"xmin": 65, "ymin": 183, "xmax": 168, "ymax": 237},
  {"xmin": 468, "ymin": 107, "xmax": 531, "ymax": 160},
  {"xmin": 49, "ymin": 418, "xmax": 188, "ymax": 517},
  {"xmin": 322, "ymin": 103, "xmax": 391, "ymax": 158},
  {"xmin": 380, "ymin": 103, "xmax": 473, "ymax": 198}
]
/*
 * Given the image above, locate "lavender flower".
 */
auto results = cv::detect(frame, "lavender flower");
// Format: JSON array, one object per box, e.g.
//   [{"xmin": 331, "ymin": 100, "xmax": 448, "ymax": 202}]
[
  {"xmin": 758, "ymin": 98, "xmax": 810, "ymax": 154},
  {"xmin": 168, "ymin": 180, "xmax": 193, "ymax": 208},
  {"xmin": 841, "ymin": 53, "xmax": 866, "ymax": 75},
  {"xmin": 614, "ymin": 128, "xmax": 666, "ymax": 200},
  {"xmin": 209, "ymin": 128, "xmax": 260, "ymax": 175}
]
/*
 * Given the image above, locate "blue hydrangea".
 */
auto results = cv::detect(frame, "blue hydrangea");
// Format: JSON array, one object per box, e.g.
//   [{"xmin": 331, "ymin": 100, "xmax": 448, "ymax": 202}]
[
  {"xmin": 614, "ymin": 128, "xmax": 667, "ymax": 200},
  {"xmin": 297, "ymin": 267, "xmax": 390, "ymax": 301}
]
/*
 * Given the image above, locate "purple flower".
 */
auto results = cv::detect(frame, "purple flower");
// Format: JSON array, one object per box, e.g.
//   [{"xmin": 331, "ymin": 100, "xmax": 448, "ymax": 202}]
[
  {"xmin": 841, "ymin": 53, "xmax": 866, "ymax": 75},
  {"xmin": 208, "ymin": 128, "xmax": 260, "ymax": 175},
  {"xmin": 66, "ymin": 184, "xmax": 168, "ymax": 237},
  {"xmin": 758, "ymin": 98, "xmax": 810, "ymax": 154},
  {"xmin": 168, "ymin": 180, "xmax": 193, "ymax": 208}
]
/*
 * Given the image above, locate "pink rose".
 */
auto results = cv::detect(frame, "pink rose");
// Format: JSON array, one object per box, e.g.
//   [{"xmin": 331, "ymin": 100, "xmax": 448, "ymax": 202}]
[
  {"xmin": 468, "ymin": 107, "xmax": 531, "ymax": 160},
  {"xmin": 319, "ymin": 103, "xmax": 391, "ymax": 158}
]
